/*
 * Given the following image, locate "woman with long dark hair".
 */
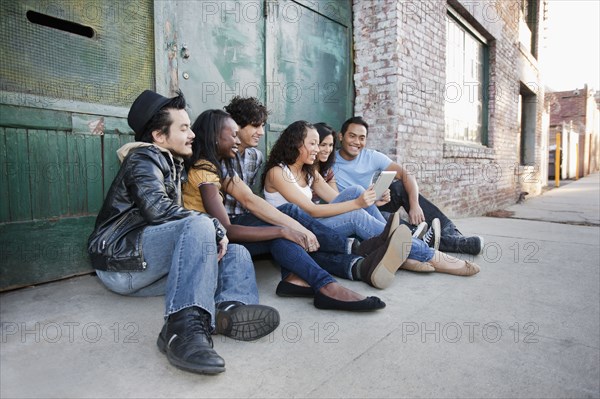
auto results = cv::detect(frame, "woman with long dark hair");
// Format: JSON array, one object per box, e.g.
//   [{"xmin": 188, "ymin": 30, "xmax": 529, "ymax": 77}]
[{"xmin": 313, "ymin": 122, "xmax": 338, "ymax": 194}]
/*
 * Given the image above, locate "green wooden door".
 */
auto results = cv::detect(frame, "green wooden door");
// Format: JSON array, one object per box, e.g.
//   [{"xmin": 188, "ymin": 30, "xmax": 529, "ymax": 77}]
[
  {"xmin": 265, "ymin": 0, "xmax": 353, "ymax": 149},
  {"xmin": 158, "ymin": 0, "xmax": 352, "ymax": 155},
  {"xmin": 0, "ymin": 0, "xmax": 154, "ymax": 290}
]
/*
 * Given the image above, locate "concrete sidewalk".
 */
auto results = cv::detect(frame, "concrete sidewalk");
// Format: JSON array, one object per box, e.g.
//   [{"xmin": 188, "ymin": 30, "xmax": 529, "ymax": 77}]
[{"xmin": 2, "ymin": 174, "xmax": 599, "ymax": 399}]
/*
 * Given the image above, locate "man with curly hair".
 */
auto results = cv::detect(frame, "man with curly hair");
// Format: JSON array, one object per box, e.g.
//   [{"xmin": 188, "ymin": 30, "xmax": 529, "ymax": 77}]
[{"xmin": 223, "ymin": 96, "xmax": 268, "ymax": 202}]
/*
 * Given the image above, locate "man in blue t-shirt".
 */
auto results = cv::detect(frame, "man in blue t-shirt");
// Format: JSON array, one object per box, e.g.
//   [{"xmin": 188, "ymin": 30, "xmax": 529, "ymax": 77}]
[{"xmin": 334, "ymin": 116, "xmax": 483, "ymax": 255}]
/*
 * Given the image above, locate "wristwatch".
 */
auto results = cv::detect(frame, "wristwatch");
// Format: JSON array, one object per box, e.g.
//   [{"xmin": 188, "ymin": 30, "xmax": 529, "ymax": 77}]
[{"xmin": 212, "ymin": 218, "xmax": 227, "ymax": 242}]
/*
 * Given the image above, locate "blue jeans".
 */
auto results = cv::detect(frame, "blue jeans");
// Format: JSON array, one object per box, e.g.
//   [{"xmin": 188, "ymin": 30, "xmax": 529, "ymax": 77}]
[
  {"xmin": 96, "ymin": 216, "xmax": 258, "ymax": 327},
  {"xmin": 278, "ymin": 203, "xmax": 360, "ymax": 281},
  {"xmin": 408, "ymin": 238, "xmax": 435, "ymax": 262},
  {"xmin": 320, "ymin": 186, "xmax": 434, "ymax": 262},
  {"xmin": 318, "ymin": 186, "xmax": 387, "ymax": 240},
  {"xmin": 231, "ymin": 203, "xmax": 360, "ymax": 284}
]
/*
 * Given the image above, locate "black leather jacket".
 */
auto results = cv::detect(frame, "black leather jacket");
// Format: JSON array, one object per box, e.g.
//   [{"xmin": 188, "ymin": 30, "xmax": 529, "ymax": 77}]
[{"xmin": 88, "ymin": 144, "xmax": 216, "ymax": 272}]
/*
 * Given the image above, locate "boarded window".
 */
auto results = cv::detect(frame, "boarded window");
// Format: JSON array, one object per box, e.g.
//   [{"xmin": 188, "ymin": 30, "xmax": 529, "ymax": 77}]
[{"xmin": 0, "ymin": 0, "xmax": 154, "ymax": 106}]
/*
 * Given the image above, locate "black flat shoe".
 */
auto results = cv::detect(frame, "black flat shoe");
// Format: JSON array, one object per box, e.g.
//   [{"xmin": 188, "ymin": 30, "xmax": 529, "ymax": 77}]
[
  {"xmin": 313, "ymin": 291, "xmax": 386, "ymax": 311},
  {"xmin": 276, "ymin": 281, "xmax": 314, "ymax": 297}
]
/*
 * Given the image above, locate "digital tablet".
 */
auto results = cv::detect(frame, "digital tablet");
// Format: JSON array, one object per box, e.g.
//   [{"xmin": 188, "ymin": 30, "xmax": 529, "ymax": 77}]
[{"xmin": 372, "ymin": 171, "xmax": 396, "ymax": 200}]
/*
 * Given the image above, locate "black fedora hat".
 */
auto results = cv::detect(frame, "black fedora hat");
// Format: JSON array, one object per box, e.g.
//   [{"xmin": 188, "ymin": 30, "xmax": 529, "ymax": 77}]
[{"xmin": 128, "ymin": 90, "xmax": 171, "ymax": 140}]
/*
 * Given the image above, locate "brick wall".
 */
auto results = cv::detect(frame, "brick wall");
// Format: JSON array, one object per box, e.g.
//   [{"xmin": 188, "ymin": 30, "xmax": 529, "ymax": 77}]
[
  {"xmin": 548, "ymin": 89, "xmax": 588, "ymax": 132},
  {"xmin": 353, "ymin": 0, "xmax": 546, "ymax": 217}
]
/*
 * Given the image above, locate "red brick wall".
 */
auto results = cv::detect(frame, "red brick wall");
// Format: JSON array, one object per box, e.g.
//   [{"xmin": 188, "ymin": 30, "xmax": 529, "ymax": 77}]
[{"xmin": 548, "ymin": 89, "xmax": 587, "ymax": 132}]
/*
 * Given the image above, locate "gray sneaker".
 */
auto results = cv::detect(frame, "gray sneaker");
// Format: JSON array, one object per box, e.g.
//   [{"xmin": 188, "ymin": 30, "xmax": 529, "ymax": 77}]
[{"xmin": 422, "ymin": 218, "xmax": 441, "ymax": 250}]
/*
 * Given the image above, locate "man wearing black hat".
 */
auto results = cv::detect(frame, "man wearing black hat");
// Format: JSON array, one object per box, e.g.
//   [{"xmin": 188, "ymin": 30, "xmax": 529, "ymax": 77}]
[{"xmin": 88, "ymin": 89, "xmax": 280, "ymax": 375}]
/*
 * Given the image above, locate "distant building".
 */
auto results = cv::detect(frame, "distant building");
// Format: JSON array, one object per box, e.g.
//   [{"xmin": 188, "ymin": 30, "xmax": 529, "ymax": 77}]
[{"xmin": 546, "ymin": 85, "xmax": 600, "ymax": 178}]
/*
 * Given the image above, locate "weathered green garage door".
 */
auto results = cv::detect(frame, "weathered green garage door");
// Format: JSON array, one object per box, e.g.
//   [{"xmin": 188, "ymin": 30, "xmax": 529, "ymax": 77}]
[
  {"xmin": 265, "ymin": 0, "xmax": 353, "ymax": 148},
  {"xmin": 0, "ymin": 0, "xmax": 154, "ymax": 290},
  {"xmin": 157, "ymin": 0, "xmax": 353, "ymax": 154}
]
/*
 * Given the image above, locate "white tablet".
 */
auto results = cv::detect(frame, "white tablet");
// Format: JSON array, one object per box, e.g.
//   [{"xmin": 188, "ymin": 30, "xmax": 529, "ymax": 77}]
[{"xmin": 372, "ymin": 171, "xmax": 396, "ymax": 200}]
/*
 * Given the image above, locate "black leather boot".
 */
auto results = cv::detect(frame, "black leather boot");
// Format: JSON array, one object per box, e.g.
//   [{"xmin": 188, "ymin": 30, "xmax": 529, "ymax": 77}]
[{"xmin": 157, "ymin": 307, "xmax": 225, "ymax": 374}]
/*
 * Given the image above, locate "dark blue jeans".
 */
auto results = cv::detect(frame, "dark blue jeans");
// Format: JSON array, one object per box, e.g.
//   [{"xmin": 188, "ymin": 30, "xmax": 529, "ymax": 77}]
[
  {"xmin": 378, "ymin": 180, "xmax": 467, "ymax": 252},
  {"xmin": 231, "ymin": 203, "xmax": 360, "ymax": 284}
]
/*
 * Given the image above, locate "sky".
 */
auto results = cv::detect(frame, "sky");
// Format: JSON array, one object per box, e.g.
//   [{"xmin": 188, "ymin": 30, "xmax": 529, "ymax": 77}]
[{"xmin": 543, "ymin": 0, "xmax": 600, "ymax": 91}]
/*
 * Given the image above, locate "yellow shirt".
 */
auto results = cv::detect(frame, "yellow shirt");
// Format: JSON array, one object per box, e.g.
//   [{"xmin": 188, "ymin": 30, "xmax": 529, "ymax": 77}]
[{"xmin": 182, "ymin": 160, "xmax": 223, "ymax": 213}]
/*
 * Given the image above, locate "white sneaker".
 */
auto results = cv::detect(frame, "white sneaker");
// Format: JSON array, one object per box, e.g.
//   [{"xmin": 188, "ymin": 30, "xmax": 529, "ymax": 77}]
[
  {"xmin": 412, "ymin": 222, "xmax": 428, "ymax": 239},
  {"xmin": 475, "ymin": 236, "xmax": 484, "ymax": 255},
  {"xmin": 422, "ymin": 218, "xmax": 441, "ymax": 251}
]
